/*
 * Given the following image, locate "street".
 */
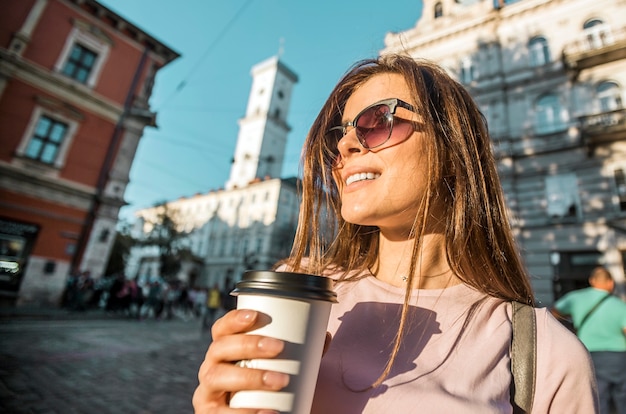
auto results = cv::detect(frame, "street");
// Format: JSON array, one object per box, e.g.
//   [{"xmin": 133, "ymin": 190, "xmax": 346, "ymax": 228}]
[{"xmin": 0, "ymin": 314, "xmax": 211, "ymax": 413}]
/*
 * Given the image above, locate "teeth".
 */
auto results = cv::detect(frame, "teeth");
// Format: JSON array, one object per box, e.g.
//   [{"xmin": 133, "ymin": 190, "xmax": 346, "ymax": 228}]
[{"xmin": 346, "ymin": 172, "xmax": 380, "ymax": 185}]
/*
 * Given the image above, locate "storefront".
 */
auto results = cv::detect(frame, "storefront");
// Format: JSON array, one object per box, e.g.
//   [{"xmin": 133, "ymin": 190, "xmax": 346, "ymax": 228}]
[{"xmin": 0, "ymin": 216, "xmax": 40, "ymax": 305}]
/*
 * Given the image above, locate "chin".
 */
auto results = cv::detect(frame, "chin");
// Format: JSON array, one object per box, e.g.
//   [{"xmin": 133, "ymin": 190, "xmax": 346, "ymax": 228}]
[{"xmin": 341, "ymin": 212, "xmax": 375, "ymax": 227}]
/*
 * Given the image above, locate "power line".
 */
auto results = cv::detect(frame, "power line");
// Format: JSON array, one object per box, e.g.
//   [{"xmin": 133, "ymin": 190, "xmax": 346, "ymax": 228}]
[{"xmin": 157, "ymin": 0, "xmax": 255, "ymax": 111}]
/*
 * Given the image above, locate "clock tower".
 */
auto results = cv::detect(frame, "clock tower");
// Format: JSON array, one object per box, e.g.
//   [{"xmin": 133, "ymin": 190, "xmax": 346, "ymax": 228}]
[{"xmin": 226, "ymin": 56, "xmax": 298, "ymax": 190}]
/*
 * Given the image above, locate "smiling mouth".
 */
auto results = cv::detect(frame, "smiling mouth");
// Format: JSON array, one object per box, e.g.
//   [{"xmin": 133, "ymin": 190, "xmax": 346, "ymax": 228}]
[{"xmin": 346, "ymin": 172, "xmax": 381, "ymax": 186}]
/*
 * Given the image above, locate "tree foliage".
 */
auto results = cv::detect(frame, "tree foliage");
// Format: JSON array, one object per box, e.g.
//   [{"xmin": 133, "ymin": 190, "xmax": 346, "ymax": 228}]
[
  {"xmin": 140, "ymin": 203, "xmax": 189, "ymax": 281},
  {"xmin": 105, "ymin": 220, "xmax": 135, "ymax": 277}
]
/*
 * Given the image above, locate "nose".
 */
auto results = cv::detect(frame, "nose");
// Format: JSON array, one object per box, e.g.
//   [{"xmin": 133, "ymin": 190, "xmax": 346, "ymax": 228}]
[{"xmin": 336, "ymin": 128, "xmax": 366, "ymax": 161}]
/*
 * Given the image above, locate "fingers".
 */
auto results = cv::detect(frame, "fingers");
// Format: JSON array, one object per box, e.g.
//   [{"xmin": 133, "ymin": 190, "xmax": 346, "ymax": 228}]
[
  {"xmin": 208, "ymin": 309, "xmax": 282, "ymax": 364},
  {"xmin": 210, "ymin": 335, "xmax": 284, "ymax": 364},
  {"xmin": 194, "ymin": 349, "xmax": 289, "ymax": 413},
  {"xmin": 200, "ymin": 359, "xmax": 289, "ymax": 394},
  {"xmin": 193, "ymin": 309, "xmax": 289, "ymax": 413},
  {"xmin": 211, "ymin": 309, "xmax": 269, "ymax": 338},
  {"xmin": 211, "ymin": 309, "xmax": 255, "ymax": 337},
  {"xmin": 192, "ymin": 381, "xmax": 281, "ymax": 414},
  {"xmin": 199, "ymin": 335, "xmax": 288, "ymax": 393}
]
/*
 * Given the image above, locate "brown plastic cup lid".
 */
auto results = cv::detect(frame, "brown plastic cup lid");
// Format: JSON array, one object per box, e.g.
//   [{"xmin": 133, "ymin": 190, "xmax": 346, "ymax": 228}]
[{"xmin": 232, "ymin": 271, "xmax": 337, "ymax": 302}]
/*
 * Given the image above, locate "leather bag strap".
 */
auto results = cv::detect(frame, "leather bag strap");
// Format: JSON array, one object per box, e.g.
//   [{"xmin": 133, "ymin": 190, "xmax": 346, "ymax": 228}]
[{"xmin": 511, "ymin": 301, "xmax": 537, "ymax": 414}]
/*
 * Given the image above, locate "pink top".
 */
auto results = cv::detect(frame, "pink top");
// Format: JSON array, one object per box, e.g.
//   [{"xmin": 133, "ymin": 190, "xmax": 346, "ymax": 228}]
[{"xmin": 311, "ymin": 275, "xmax": 598, "ymax": 413}]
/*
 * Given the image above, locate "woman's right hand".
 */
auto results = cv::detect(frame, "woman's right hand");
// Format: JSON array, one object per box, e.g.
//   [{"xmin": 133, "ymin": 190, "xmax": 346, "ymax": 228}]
[{"xmin": 192, "ymin": 309, "xmax": 290, "ymax": 414}]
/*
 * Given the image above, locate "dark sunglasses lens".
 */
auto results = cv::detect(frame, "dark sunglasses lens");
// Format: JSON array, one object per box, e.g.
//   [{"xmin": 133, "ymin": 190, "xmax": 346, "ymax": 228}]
[{"xmin": 355, "ymin": 104, "xmax": 392, "ymax": 148}]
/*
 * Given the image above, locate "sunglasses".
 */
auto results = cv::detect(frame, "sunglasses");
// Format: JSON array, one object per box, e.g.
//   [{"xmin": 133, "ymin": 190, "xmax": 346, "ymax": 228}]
[{"xmin": 327, "ymin": 98, "xmax": 417, "ymax": 154}]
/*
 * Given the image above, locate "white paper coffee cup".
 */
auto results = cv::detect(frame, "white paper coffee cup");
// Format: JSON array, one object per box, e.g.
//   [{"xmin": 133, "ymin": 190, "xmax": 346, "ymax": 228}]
[{"xmin": 229, "ymin": 270, "xmax": 337, "ymax": 414}]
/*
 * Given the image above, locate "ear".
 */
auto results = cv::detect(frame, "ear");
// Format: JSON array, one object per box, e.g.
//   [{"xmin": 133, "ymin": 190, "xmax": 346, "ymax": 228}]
[{"xmin": 607, "ymin": 278, "xmax": 616, "ymax": 292}]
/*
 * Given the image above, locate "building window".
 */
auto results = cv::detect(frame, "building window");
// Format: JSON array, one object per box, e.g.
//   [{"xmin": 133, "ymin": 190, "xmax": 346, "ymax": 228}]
[
  {"xmin": 23, "ymin": 115, "xmax": 68, "ymax": 164},
  {"xmin": 54, "ymin": 26, "xmax": 110, "ymax": 88},
  {"xmin": 545, "ymin": 173, "xmax": 580, "ymax": 221},
  {"xmin": 597, "ymin": 81, "xmax": 622, "ymax": 112},
  {"xmin": 528, "ymin": 36, "xmax": 550, "ymax": 67},
  {"xmin": 98, "ymin": 228, "xmax": 110, "ymax": 243},
  {"xmin": 583, "ymin": 19, "xmax": 612, "ymax": 50},
  {"xmin": 460, "ymin": 57, "xmax": 476, "ymax": 84},
  {"xmin": 61, "ymin": 43, "xmax": 97, "ymax": 84},
  {"xmin": 43, "ymin": 261, "xmax": 56, "ymax": 274},
  {"xmin": 535, "ymin": 94, "xmax": 568, "ymax": 134},
  {"xmin": 614, "ymin": 168, "xmax": 626, "ymax": 212},
  {"xmin": 434, "ymin": 2, "xmax": 443, "ymax": 18}
]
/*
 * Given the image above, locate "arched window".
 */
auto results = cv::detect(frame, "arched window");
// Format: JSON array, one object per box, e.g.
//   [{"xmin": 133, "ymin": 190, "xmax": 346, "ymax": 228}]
[
  {"xmin": 535, "ymin": 94, "xmax": 568, "ymax": 134},
  {"xmin": 528, "ymin": 36, "xmax": 550, "ymax": 67},
  {"xmin": 434, "ymin": 2, "xmax": 443, "ymax": 18},
  {"xmin": 597, "ymin": 81, "xmax": 622, "ymax": 112},
  {"xmin": 583, "ymin": 18, "xmax": 612, "ymax": 49}
]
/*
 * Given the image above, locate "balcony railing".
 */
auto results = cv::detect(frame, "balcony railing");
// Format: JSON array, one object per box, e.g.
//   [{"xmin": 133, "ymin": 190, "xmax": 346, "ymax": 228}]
[
  {"xmin": 563, "ymin": 26, "xmax": 626, "ymax": 73},
  {"xmin": 579, "ymin": 108, "xmax": 626, "ymax": 147}
]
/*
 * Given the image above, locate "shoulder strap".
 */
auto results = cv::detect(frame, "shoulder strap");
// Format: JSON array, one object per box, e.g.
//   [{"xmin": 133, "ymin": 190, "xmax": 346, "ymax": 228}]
[
  {"xmin": 577, "ymin": 293, "xmax": 611, "ymax": 332},
  {"xmin": 510, "ymin": 301, "xmax": 537, "ymax": 414}
]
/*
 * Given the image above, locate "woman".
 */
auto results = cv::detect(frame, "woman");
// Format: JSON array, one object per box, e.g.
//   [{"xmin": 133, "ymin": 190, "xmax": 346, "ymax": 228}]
[{"xmin": 193, "ymin": 55, "xmax": 597, "ymax": 413}]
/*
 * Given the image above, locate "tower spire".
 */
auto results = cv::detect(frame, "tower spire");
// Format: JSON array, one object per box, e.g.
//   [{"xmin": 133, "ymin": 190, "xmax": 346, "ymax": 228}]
[{"xmin": 225, "ymin": 55, "xmax": 298, "ymax": 190}]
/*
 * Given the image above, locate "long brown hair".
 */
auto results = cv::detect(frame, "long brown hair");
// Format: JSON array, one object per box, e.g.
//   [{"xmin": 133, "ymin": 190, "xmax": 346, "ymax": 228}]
[{"xmin": 279, "ymin": 54, "xmax": 534, "ymax": 385}]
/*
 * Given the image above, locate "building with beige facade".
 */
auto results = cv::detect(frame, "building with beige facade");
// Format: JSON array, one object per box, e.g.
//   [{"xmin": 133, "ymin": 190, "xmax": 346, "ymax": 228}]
[
  {"xmin": 129, "ymin": 56, "xmax": 300, "ymax": 289},
  {"xmin": 382, "ymin": 0, "xmax": 626, "ymax": 304}
]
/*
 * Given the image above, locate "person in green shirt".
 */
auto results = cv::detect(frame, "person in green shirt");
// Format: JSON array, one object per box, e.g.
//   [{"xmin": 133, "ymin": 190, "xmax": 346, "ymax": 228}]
[{"xmin": 553, "ymin": 266, "xmax": 626, "ymax": 414}]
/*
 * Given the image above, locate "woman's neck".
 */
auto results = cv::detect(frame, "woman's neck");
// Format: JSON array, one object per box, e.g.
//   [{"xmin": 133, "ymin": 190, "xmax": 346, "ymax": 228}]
[{"xmin": 372, "ymin": 232, "xmax": 460, "ymax": 289}]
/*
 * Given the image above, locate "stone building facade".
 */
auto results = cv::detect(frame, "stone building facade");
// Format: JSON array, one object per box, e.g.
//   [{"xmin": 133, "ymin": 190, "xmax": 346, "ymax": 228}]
[
  {"xmin": 129, "ymin": 56, "xmax": 300, "ymax": 289},
  {"xmin": 382, "ymin": 0, "xmax": 626, "ymax": 304}
]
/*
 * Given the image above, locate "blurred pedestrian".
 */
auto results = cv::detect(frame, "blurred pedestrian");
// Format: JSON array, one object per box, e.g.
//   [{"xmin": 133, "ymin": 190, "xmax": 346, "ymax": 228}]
[
  {"xmin": 76, "ymin": 271, "xmax": 94, "ymax": 311},
  {"xmin": 61, "ymin": 270, "xmax": 79, "ymax": 308},
  {"xmin": 87, "ymin": 275, "xmax": 108, "ymax": 309},
  {"xmin": 193, "ymin": 287, "xmax": 207, "ymax": 318},
  {"xmin": 106, "ymin": 273, "xmax": 126, "ymax": 312},
  {"xmin": 141, "ymin": 280, "xmax": 163, "ymax": 319},
  {"xmin": 202, "ymin": 283, "xmax": 221, "ymax": 331},
  {"xmin": 553, "ymin": 266, "xmax": 626, "ymax": 414},
  {"xmin": 127, "ymin": 278, "xmax": 143, "ymax": 319},
  {"xmin": 177, "ymin": 283, "xmax": 193, "ymax": 318},
  {"xmin": 162, "ymin": 282, "xmax": 180, "ymax": 320},
  {"xmin": 220, "ymin": 278, "xmax": 237, "ymax": 312}
]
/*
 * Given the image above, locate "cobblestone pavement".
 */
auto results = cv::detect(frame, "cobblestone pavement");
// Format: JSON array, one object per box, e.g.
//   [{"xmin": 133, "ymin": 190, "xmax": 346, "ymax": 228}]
[{"xmin": 0, "ymin": 313, "xmax": 212, "ymax": 413}]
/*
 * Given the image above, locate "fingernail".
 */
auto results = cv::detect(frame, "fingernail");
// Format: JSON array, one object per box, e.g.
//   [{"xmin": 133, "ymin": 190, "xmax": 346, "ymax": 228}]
[
  {"xmin": 262, "ymin": 371, "xmax": 289, "ymax": 389},
  {"xmin": 258, "ymin": 337, "xmax": 284, "ymax": 354},
  {"xmin": 237, "ymin": 310, "xmax": 255, "ymax": 323}
]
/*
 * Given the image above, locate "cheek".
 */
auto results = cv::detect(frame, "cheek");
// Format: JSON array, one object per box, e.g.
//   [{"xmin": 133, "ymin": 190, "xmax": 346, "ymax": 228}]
[{"xmin": 385, "ymin": 150, "xmax": 430, "ymax": 195}]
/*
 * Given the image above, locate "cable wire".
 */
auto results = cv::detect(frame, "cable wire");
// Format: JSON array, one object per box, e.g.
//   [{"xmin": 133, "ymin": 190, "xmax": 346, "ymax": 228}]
[{"xmin": 157, "ymin": 0, "xmax": 255, "ymax": 111}]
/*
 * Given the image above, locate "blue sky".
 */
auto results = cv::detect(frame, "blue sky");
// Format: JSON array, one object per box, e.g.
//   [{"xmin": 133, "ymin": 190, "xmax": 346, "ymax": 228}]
[{"xmin": 98, "ymin": 0, "xmax": 424, "ymax": 221}]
